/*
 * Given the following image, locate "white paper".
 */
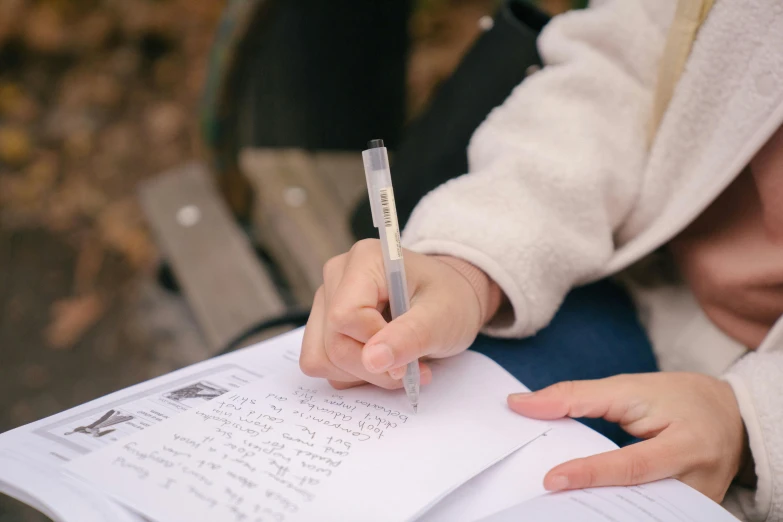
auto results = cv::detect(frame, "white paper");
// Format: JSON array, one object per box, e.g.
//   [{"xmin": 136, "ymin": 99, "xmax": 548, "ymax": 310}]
[
  {"xmin": 66, "ymin": 351, "xmax": 550, "ymax": 522},
  {"xmin": 479, "ymin": 479, "xmax": 740, "ymax": 522},
  {"xmin": 4, "ymin": 327, "xmax": 732, "ymax": 522},
  {"xmin": 0, "ymin": 329, "xmax": 305, "ymax": 522},
  {"xmin": 422, "ymin": 417, "xmax": 618, "ymax": 522}
]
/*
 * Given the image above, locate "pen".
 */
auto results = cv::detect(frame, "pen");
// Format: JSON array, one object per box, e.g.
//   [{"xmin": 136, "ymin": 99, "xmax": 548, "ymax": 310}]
[{"xmin": 362, "ymin": 139, "xmax": 420, "ymax": 413}]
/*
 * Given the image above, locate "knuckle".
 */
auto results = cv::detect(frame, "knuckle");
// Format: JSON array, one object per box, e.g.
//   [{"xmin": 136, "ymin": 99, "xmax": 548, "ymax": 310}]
[
  {"xmin": 327, "ymin": 305, "xmax": 354, "ymax": 331},
  {"xmin": 625, "ymin": 455, "xmax": 651, "ymax": 484},
  {"xmin": 322, "ymin": 255, "xmax": 347, "ymax": 283},
  {"xmin": 398, "ymin": 314, "xmax": 432, "ymax": 353},
  {"xmin": 673, "ymin": 425, "xmax": 712, "ymax": 469},
  {"xmin": 351, "ymin": 238, "xmax": 380, "ymax": 257},
  {"xmin": 376, "ymin": 380, "xmax": 402, "ymax": 391},
  {"xmin": 550, "ymin": 380, "xmax": 577, "ymax": 398},
  {"xmin": 328, "ymin": 380, "xmax": 360, "ymax": 391},
  {"xmin": 544, "ymin": 381, "xmax": 582, "ymax": 416},
  {"xmin": 324, "ymin": 337, "xmax": 353, "ymax": 367},
  {"xmin": 299, "ymin": 351, "xmax": 327, "ymax": 378},
  {"xmin": 576, "ymin": 461, "xmax": 599, "ymax": 488}
]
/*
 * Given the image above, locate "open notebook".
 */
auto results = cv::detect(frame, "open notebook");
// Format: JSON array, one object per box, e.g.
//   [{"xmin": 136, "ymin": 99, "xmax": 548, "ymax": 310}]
[{"xmin": 0, "ymin": 329, "xmax": 739, "ymax": 522}]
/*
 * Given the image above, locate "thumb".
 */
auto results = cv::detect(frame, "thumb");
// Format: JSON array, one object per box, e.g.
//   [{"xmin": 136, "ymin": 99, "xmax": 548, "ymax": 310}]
[
  {"xmin": 362, "ymin": 300, "xmax": 453, "ymax": 374},
  {"xmin": 507, "ymin": 377, "xmax": 638, "ymax": 424}
]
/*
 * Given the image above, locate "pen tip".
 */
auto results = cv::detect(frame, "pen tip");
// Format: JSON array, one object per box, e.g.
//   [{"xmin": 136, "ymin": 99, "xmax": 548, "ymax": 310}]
[{"xmin": 413, "ymin": 404, "xmax": 418, "ymax": 414}]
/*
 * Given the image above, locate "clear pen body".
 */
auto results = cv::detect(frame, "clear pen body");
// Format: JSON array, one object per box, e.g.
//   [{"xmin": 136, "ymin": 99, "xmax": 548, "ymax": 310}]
[{"xmin": 362, "ymin": 142, "xmax": 420, "ymax": 411}]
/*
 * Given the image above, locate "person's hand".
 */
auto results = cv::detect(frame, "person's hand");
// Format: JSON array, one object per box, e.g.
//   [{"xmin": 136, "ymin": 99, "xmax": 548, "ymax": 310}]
[
  {"xmin": 508, "ymin": 372, "xmax": 748, "ymax": 502},
  {"xmin": 300, "ymin": 239, "xmax": 500, "ymax": 390}
]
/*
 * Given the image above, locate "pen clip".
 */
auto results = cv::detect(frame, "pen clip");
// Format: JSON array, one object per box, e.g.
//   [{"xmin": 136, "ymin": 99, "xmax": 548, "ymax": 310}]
[{"xmin": 362, "ymin": 149, "xmax": 383, "ymax": 229}]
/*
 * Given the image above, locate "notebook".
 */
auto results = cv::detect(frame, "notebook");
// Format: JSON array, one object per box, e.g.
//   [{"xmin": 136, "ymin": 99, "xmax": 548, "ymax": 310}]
[{"xmin": 0, "ymin": 329, "xmax": 740, "ymax": 522}]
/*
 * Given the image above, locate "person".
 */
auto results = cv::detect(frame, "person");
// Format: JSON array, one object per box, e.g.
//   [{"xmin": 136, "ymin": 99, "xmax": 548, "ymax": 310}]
[{"xmin": 299, "ymin": 1, "xmax": 783, "ymax": 520}]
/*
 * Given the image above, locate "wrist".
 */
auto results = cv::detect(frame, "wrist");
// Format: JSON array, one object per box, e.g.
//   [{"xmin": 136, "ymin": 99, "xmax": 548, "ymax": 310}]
[{"xmin": 432, "ymin": 255, "xmax": 503, "ymax": 325}]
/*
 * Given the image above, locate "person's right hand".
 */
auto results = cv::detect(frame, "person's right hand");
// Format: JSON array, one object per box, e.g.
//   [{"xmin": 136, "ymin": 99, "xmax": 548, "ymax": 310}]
[{"xmin": 300, "ymin": 239, "xmax": 499, "ymax": 390}]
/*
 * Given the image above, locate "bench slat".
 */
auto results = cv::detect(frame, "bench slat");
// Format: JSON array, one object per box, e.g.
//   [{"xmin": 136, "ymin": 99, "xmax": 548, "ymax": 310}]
[
  {"xmin": 139, "ymin": 163, "xmax": 287, "ymax": 352},
  {"xmin": 241, "ymin": 149, "xmax": 361, "ymax": 306}
]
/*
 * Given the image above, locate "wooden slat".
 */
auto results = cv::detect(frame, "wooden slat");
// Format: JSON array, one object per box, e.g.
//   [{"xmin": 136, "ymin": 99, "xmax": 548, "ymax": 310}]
[
  {"xmin": 240, "ymin": 149, "xmax": 363, "ymax": 306},
  {"xmin": 138, "ymin": 163, "xmax": 287, "ymax": 352},
  {"xmin": 311, "ymin": 151, "xmax": 367, "ymax": 209}
]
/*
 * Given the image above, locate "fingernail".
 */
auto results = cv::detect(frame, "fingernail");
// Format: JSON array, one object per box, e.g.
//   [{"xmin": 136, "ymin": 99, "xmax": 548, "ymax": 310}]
[
  {"xmin": 508, "ymin": 392, "xmax": 533, "ymax": 403},
  {"xmin": 545, "ymin": 475, "xmax": 569, "ymax": 491},
  {"xmin": 365, "ymin": 344, "xmax": 394, "ymax": 372}
]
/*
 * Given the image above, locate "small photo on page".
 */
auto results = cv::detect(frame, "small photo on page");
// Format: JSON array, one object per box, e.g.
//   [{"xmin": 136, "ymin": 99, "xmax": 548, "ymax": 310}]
[
  {"xmin": 32, "ymin": 365, "xmax": 261, "ymax": 455},
  {"xmin": 161, "ymin": 381, "xmax": 229, "ymax": 405},
  {"xmin": 56, "ymin": 408, "xmax": 139, "ymax": 448},
  {"xmin": 63, "ymin": 409, "xmax": 135, "ymax": 439}
]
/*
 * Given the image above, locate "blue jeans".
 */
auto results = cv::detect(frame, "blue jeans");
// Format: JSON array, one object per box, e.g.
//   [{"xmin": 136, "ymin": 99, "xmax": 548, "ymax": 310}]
[{"xmin": 470, "ymin": 280, "xmax": 658, "ymax": 447}]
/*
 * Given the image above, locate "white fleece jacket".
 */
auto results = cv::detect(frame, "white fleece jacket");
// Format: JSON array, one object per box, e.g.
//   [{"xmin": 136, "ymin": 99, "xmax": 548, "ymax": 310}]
[{"xmin": 401, "ymin": 1, "xmax": 783, "ymax": 520}]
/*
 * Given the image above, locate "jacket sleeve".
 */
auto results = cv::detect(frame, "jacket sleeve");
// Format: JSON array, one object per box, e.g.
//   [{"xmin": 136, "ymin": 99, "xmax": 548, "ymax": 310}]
[
  {"xmin": 402, "ymin": 0, "xmax": 676, "ymax": 337},
  {"xmin": 724, "ymin": 350, "xmax": 783, "ymax": 522}
]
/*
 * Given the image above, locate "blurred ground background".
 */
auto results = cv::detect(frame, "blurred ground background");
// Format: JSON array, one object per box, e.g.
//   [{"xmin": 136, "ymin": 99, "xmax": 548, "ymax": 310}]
[{"xmin": 0, "ymin": 0, "xmax": 573, "ymax": 520}]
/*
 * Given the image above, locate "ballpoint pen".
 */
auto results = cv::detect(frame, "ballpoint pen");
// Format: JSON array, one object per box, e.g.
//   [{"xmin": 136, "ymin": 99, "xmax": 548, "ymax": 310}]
[{"xmin": 362, "ymin": 139, "xmax": 420, "ymax": 413}]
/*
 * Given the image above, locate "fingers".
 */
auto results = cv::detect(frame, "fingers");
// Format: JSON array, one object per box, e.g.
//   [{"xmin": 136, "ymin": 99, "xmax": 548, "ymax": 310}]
[
  {"xmin": 324, "ymin": 248, "xmax": 388, "ymax": 343},
  {"xmin": 322, "ymin": 240, "xmax": 437, "ymax": 383},
  {"xmin": 328, "ymin": 363, "xmax": 433, "ymax": 390},
  {"xmin": 300, "ymin": 287, "xmax": 362, "ymax": 383},
  {"xmin": 324, "ymin": 316, "xmax": 434, "ymax": 388},
  {"xmin": 388, "ymin": 366, "xmax": 406, "ymax": 380},
  {"xmin": 302, "ymin": 240, "xmax": 445, "ymax": 390},
  {"xmin": 302, "ymin": 284, "xmax": 431, "ymax": 390},
  {"xmin": 328, "ymin": 379, "xmax": 365, "ymax": 390},
  {"xmin": 507, "ymin": 377, "xmax": 647, "ymax": 425},
  {"xmin": 362, "ymin": 292, "xmax": 463, "ymax": 374},
  {"xmin": 301, "ymin": 287, "xmax": 406, "ymax": 389},
  {"xmin": 543, "ymin": 433, "xmax": 686, "ymax": 492}
]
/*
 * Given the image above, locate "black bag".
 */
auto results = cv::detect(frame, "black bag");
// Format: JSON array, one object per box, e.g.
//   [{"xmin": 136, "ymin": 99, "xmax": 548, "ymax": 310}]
[{"xmin": 350, "ymin": 0, "xmax": 550, "ymax": 239}]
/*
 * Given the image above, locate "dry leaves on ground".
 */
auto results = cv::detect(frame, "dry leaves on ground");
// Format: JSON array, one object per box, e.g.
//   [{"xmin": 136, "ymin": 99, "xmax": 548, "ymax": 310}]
[{"xmin": 44, "ymin": 293, "xmax": 105, "ymax": 350}]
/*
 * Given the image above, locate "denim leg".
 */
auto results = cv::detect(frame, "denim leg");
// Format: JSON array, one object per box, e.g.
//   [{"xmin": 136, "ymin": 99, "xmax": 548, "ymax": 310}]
[{"xmin": 470, "ymin": 279, "xmax": 658, "ymax": 447}]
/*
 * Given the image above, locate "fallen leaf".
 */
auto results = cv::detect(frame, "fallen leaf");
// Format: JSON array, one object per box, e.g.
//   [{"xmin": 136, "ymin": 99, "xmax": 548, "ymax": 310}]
[
  {"xmin": 97, "ymin": 200, "xmax": 156, "ymax": 269},
  {"xmin": 0, "ymin": 82, "xmax": 40, "ymax": 123},
  {"xmin": 144, "ymin": 102, "xmax": 184, "ymax": 144},
  {"xmin": 45, "ymin": 293, "xmax": 105, "ymax": 350},
  {"xmin": 23, "ymin": 3, "xmax": 69, "ymax": 53},
  {"xmin": 0, "ymin": 125, "xmax": 33, "ymax": 166},
  {"xmin": 73, "ymin": 11, "xmax": 115, "ymax": 51}
]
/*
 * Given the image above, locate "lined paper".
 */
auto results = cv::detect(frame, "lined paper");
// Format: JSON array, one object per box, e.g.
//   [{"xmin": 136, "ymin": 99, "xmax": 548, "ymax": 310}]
[{"xmin": 67, "ymin": 351, "xmax": 550, "ymax": 522}]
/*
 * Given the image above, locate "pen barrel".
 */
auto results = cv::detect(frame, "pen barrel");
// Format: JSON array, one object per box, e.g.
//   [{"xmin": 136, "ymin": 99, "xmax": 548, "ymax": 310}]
[
  {"xmin": 376, "ymin": 184, "xmax": 410, "ymax": 320},
  {"xmin": 363, "ymin": 142, "xmax": 419, "ymax": 409},
  {"xmin": 403, "ymin": 360, "xmax": 420, "ymax": 390},
  {"xmin": 386, "ymin": 267, "xmax": 410, "ymax": 319},
  {"xmin": 362, "ymin": 146, "xmax": 411, "ymax": 320}
]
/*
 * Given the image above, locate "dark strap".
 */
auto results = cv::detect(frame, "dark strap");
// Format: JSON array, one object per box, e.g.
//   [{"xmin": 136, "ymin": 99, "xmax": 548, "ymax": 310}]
[
  {"xmin": 351, "ymin": 0, "xmax": 550, "ymax": 240},
  {"xmin": 214, "ymin": 309, "xmax": 310, "ymax": 357}
]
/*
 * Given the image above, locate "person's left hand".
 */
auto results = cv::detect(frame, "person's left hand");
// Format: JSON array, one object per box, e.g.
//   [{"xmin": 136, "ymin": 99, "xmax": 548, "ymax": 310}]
[{"xmin": 508, "ymin": 372, "xmax": 748, "ymax": 502}]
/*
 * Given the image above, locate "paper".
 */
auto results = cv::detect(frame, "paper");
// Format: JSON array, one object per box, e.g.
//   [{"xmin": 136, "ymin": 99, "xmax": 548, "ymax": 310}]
[
  {"xmin": 5, "ymin": 327, "xmax": 732, "ymax": 522},
  {"xmin": 0, "ymin": 329, "xmax": 304, "ymax": 522},
  {"xmin": 422, "ymin": 417, "xmax": 618, "ymax": 522},
  {"xmin": 67, "ymin": 351, "xmax": 550, "ymax": 522},
  {"xmin": 479, "ymin": 479, "xmax": 740, "ymax": 522}
]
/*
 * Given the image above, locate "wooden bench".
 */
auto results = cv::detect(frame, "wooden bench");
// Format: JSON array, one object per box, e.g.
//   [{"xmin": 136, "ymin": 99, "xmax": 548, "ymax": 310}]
[
  {"xmin": 138, "ymin": 153, "xmax": 365, "ymax": 354},
  {"xmin": 240, "ymin": 149, "xmax": 367, "ymax": 307},
  {"xmin": 138, "ymin": 163, "xmax": 290, "ymax": 353}
]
